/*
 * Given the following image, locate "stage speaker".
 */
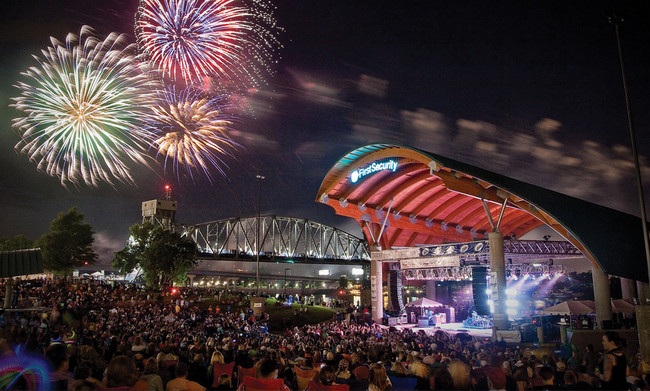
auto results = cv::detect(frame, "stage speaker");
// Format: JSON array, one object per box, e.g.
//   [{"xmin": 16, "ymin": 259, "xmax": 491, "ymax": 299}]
[
  {"xmin": 389, "ymin": 269, "xmax": 405, "ymax": 313},
  {"xmin": 472, "ymin": 267, "xmax": 490, "ymax": 315}
]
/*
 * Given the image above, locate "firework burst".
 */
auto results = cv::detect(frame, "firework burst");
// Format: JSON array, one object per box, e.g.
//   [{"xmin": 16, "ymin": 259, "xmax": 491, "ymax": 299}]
[
  {"xmin": 149, "ymin": 87, "xmax": 240, "ymax": 181},
  {"xmin": 136, "ymin": 0, "xmax": 281, "ymax": 86},
  {"xmin": 11, "ymin": 26, "xmax": 160, "ymax": 187}
]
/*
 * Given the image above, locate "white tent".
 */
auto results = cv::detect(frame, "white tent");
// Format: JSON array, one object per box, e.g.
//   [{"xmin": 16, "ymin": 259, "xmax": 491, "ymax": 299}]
[
  {"xmin": 540, "ymin": 300, "xmax": 594, "ymax": 316},
  {"xmin": 405, "ymin": 297, "xmax": 444, "ymax": 308}
]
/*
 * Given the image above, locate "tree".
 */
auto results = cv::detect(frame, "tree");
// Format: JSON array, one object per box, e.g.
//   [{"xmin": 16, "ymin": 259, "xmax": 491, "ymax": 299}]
[
  {"xmin": 112, "ymin": 222, "xmax": 198, "ymax": 288},
  {"xmin": 39, "ymin": 208, "xmax": 97, "ymax": 275},
  {"xmin": 338, "ymin": 275, "xmax": 349, "ymax": 289},
  {"xmin": 0, "ymin": 234, "xmax": 36, "ymax": 251}
]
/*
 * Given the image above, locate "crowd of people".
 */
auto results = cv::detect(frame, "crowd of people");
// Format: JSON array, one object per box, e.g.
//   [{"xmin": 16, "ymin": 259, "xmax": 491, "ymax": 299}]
[{"xmin": 0, "ymin": 277, "xmax": 648, "ymax": 391}]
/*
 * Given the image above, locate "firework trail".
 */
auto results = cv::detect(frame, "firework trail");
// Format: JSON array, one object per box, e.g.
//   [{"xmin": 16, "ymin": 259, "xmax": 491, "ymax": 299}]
[
  {"xmin": 136, "ymin": 0, "xmax": 281, "ymax": 87},
  {"xmin": 149, "ymin": 87, "xmax": 240, "ymax": 181},
  {"xmin": 11, "ymin": 26, "xmax": 160, "ymax": 187}
]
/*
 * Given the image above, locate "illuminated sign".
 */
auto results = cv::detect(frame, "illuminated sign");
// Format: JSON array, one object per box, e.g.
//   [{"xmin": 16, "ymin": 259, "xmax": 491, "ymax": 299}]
[{"xmin": 351, "ymin": 159, "xmax": 398, "ymax": 183}]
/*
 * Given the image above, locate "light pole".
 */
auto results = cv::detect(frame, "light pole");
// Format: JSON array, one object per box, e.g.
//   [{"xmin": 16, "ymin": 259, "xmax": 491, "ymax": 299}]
[
  {"xmin": 256, "ymin": 174, "xmax": 265, "ymax": 294},
  {"xmin": 609, "ymin": 15, "xmax": 650, "ymax": 283}
]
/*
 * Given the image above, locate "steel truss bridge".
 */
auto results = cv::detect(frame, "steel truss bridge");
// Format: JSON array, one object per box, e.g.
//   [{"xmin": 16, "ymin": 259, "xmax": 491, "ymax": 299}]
[{"xmin": 178, "ymin": 216, "xmax": 370, "ymax": 264}]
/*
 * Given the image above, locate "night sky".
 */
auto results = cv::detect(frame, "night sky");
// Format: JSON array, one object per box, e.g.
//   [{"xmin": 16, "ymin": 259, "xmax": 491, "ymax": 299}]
[{"xmin": 1, "ymin": 0, "xmax": 649, "ymax": 265}]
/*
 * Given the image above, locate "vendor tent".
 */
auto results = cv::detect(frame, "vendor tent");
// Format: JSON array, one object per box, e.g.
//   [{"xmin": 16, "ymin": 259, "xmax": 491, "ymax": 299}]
[
  {"xmin": 405, "ymin": 297, "xmax": 444, "ymax": 308},
  {"xmin": 540, "ymin": 301, "xmax": 594, "ymax": 316},
  {"xmin": 579, "ymin": 299, "xmax": 635, "ymax": 314},
  {"xmin": 611, "ymin": 299, "xmax": 636, "ymax": 314}
]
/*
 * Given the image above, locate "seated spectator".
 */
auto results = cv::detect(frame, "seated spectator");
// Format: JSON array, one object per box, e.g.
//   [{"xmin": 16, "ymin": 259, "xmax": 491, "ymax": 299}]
[
  {"xmin": 447, "ymin": 360, "xmax": 471, "ymax": 390},
  {"xmin": 215, "ymin": 374, "xmax": 234, "ymax": 391},
  {"xmin": 430, "ymin": 367, "xmax": 454, "ymax": 390},
  {"xmin": 188, "ymin": 354, "xmax": 208, "ymax": 387},
  {"xmin": 140, "ymin": 358, "xmax": 163, "ymax": 391},
  {"xmin": 104, "ymin": 355, "xmax": 147, "ymax": 391},
  {"xmin": 485, "ymin": 366, "xmax": 507, "ymax": 391},
  {"xmin": 319, "ymin": 366, "xmax": 337, "ymax": 386},
  {"xmin": 166, "ymin": 362, "xmax": 206, "ymax": 391},
  {"xmin": 237, "ymin": 358, "xmax": 290, "ymax": 391},
  {"xmin": 368, "ymin": 363, "xmax": 392, "ymax": 391}
]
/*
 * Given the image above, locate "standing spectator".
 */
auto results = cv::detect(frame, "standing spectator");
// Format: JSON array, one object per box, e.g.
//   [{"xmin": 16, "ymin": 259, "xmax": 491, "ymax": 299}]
[
  {"xmin": 599, "ymin": 331, "xmax": 627, "ymax": 390},
  {"xmin": 47, "ymin": 344, "xmax": 73, "ymax": 391},
  {"xmin": 580, "ymin": 344, "xmax": 597, "ymax": 375}
]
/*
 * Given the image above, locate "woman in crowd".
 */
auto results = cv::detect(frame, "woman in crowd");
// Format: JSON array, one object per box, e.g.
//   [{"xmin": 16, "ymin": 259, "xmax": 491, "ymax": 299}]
[{"xmin": 368, "ymin": 363, "xmax": 392, "ymax": 391}]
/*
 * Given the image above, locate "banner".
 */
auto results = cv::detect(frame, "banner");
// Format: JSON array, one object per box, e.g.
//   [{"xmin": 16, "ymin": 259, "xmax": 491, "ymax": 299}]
[
  {"xmin": 400, "ymin": 256, "xmax": 460, "ymax": 269},
  {"xmin": 496, "ymin": 330, "xmax": 521, "ymax": 343}
]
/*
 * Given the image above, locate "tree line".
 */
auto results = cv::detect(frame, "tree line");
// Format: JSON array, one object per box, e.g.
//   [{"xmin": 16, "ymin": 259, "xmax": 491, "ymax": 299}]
[{"xmin": 1, "ymin": 207, "xmax": 197, "ymax": 288}]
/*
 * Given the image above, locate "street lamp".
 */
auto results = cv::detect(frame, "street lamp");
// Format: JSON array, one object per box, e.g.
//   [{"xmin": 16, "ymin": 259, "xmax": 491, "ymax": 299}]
[
  {"xmin": 256, "ymin": 174, "xmax": 265, "ymax": 294},
  {"xmin": 608, "ymin": 15, "xmax": 650, "ymax": 282}
]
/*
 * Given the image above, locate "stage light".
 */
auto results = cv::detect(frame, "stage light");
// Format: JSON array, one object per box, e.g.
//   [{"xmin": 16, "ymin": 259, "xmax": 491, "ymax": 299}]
[
  {"xmin": 506, "ymin": 308, "xmax": 517, "ymax": 316},
  {"xmin": 487, "ymin": 299, "xmax": 494, "ymax": 306},
  {"xmin": 506, "ymin": 299, "xmax": 519, "ymax": 307},
  {"xmin": 485, "ymin": 288, "xmax": 491, "ymax": 295},
  {"xmin": 505, "ymin": 288, "xmax": 515, "ymax": 297}
]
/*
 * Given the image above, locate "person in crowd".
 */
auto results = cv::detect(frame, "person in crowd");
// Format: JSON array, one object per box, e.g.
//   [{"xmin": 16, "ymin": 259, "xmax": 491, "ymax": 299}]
[
  {"xmin": 447, "ymin": 359, "xmax": 471, "ymax": 390},
  {"xmin": 237, "ymin": 358, "xmax": 290, "ymax": 391},
  {"xmin": 188, "ymin": 354, "xmax": 208, "ymax": 387},
  {"xmin": 104, "ymin": 355, "xmax": 147, "ymax": 391},
  {"xmin": 534, "ymin": 366, "xmax": 557, "ymax": 390},
  {"xmin": 334, "ymin": 358, "xmax": 355, "ymax": 386},
  {"xmin": 599, "ymin": 331, "xmax": 628, "ymax": 390},
  {"xmin": 368, "ymin": 363, "xmax": 392, "ymax": 391},
  {"xmin": 166, "ymin": 362, "xmax": 206, "ymax": 391},
  {"xmin": 140, "ymin": 358, "xmax": 164, "ymax": 391},
  {"xmin": 430, "ymin": 367, "xmax": 454, "ymax": 390},
  {"xmin": 580, "ymin": 344, "xmax": 597, "ymax": 375},
  {"xmin": 408, "ymin": 360, "xmax": 430, "ymax": 390},
  {"xmin": 485, "ymin": 366, "xmax": 507, "ymax": 391},
  {"xmin": 47, "ymin": 343, "xmax": 74, "ymax": 391},
  {"xmin": 319, "ymin": 365, "xmax": 337, "ymax": 386},
  {"xmin": 215, "ymin": 374, "xmax": 234, "ymax": 390}
]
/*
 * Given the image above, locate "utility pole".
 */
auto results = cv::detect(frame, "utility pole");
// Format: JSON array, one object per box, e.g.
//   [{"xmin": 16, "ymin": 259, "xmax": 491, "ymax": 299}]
[{"xmin": 256, "ymin": 174, "xmax": 265, "ymax": 294}]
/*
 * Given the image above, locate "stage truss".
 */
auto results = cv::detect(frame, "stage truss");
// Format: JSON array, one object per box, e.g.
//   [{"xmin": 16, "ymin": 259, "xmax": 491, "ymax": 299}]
[{"xmin": 403, "ymin": 263, "xmax": 567, "ymax": 281}]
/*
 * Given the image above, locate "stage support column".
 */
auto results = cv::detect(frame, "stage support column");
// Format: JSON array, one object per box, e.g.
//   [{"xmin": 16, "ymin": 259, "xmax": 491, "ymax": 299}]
[
  {"xmin": 621, "ymin": 278, "xmax": 636, "ymax": 301},
  {"xmin": 592, "ymin": 265, "xmax": 612, "ymax": 328},
  {"xmin": 637, "ymin": 305, "xmax": 650, "ymax": 361},
  {"xmin": 426, "ymin": 280, "xmax": 437, "ymax": 301},
  {"xmin": 3, "ymin": 278, "xmax": 13, "ymax": 309},
  {"xmin": 637, "ymin": 281, "xmax": 650, "ymax": 304},
  {"xmin": 560, "ymin": 325, "xmax": 567, "ymax": 344},
  {"xmin": 371, "ymin": 256, "xmax": 383, "ymax": 324},
  {"xmin": 489, "ymin": 231, "xmax": 508, "ymax": 330}
]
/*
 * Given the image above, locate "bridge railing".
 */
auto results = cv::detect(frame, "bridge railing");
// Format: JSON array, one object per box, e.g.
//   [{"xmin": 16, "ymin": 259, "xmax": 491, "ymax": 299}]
[{"xmin": 178, "ymin": 216, "xmax": 370, "ymax": 261}]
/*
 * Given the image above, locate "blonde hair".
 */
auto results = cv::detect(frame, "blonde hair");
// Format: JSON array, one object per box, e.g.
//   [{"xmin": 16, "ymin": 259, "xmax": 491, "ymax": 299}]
[
  {"xmin": 409, "ymin": 361, "xmax": 429, "ymax": 378},
  {"xmin": 390, "ymin": 361, "xmax": 409, "ymax": 375},
  {"xmin": 369, "ymin": 363, "xmax": 392, "ymax": 391},
  {"xmin": 447, "ymin": 359, "xmax": 471, "ymax": 390},
  {"xmin": 210, "ymin": 351, "xmax": 225, "ymax": 365}
]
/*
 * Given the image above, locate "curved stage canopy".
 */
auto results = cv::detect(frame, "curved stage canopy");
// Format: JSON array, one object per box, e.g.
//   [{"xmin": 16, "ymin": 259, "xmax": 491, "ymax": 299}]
[{"xmin": 316, "ymin": 143, "xmax": 648, "ymax": 282}]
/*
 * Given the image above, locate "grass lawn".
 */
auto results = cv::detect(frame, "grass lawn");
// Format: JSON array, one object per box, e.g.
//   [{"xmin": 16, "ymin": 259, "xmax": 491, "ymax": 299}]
[
  {"xmin": 263, "ymin": 298, "xmax": 336, "ymax": 330},
  {"xmin": 193, "ymin": 296, "xmax": 336, "ymax": 331}
]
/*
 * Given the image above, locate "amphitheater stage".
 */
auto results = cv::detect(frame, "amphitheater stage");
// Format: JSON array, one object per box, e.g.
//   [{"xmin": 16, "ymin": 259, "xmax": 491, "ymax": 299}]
[{"xmin": 380, "ymin": 322, "xmax": 493, "ymax": 339}]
